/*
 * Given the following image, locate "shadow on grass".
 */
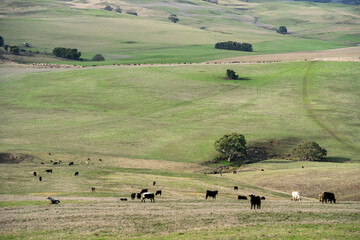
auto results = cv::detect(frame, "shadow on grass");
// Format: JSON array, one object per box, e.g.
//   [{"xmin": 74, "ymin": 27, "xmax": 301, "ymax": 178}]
[{"xmin": 318, "ymin": 157, "xmax": 351, "ymax": 163}]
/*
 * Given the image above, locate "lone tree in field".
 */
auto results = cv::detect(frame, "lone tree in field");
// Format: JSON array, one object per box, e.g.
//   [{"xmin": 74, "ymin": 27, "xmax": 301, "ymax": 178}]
[
  {"xmin": 92, "ymin": 54, "xmax": 105, "ymax": 61},
  {"xmin": 226, "ymin": 69, "xmax": 238, "ymax": 80},
  {"xmin": 277, "ymin": 26, "xmax": 287, "ymax": 34},
  {"xmin": 215, "ymin": 133, "xmax": 247, "ymax": 162},
  {"xmin": 291, "ymin": 141, "xmax": 327, "ymax": 161},
  {"xmin": 168, "ymin": 14, "xmax": 179, "ymax": 23},
  {"xmin": 0, "ymin": 36, "xmax": 4, "ymax": 47}
]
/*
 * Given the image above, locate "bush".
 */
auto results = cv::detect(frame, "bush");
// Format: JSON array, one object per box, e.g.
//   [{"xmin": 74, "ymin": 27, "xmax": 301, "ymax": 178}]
[
  {"xmin": 168, "ymin": 14, "xmax": 179, "ymax": 23},
  {"xmin": 215, "ymin": 41, "xmax": 253, "ymax": 52},
  {"xmin": 115, "ymin": 8, "xmax": 122, "ymax": 13},
  {"xmin": 277, "ymin": 26, "xmax": 287, "ymax": 34},
  {"xmin": 52, "ymin": 47, "xmax": 81, "ymax": 60},
  {"xmin": 104, "ymin": 5, "xmax": 113, "ymax": 11},
  {"xmin": 126, "ymin": 10, "xmax": 138, "ymax": 16},
  {"xmin": 9, "ymin": 45, "xmax": 19, "ymax": 54},
  {"xmin": 92, "ymin": 54, "xmax": 105, "ymax": 61},
  {"xmin": 291, "ymin": 141, "xmax": 327, "ymax": 161},
  {"xmin": 215, "ymin": 133, "xmax": 247, "ymax": 162},
  {"xmin": 226, "ymin": 69, "xmax": 238, "ymax": 80}
]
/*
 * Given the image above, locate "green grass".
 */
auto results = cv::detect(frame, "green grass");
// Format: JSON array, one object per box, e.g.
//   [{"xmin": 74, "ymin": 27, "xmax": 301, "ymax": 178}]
[{"xmin": 1, "ymin": 61, "xmax": 359, "ymax": 162}]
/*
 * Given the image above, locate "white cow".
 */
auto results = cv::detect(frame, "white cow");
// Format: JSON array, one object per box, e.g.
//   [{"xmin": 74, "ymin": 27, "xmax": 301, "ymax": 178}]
[{"xmin": 292, "ymin": 191, "xmax": 301, "ymax": 201}]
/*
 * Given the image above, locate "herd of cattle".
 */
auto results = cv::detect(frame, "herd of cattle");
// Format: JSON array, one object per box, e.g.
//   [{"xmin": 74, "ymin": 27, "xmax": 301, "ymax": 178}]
[{"xmin": 38, "ymin": 156, "xmax": 337, "ymax": 208}]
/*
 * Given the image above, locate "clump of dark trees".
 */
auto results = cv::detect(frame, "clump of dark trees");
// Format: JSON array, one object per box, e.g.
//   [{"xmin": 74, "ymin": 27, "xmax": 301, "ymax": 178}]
[
  {"xmin": 215, "ymin": 41, "xmax": 253, "ymax": 52},
  {"xmin": 52, "ymin": 47, "xmax": 81, "ymax": 60},
  {"xmin": 226, "ymin": 69, "xmax": 238, "ymax": 80}
]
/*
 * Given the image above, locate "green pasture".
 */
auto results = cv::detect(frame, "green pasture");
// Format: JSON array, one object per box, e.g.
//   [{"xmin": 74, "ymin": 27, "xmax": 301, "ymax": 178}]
[
  {"xmin": 0, "ymin": 61, "xmax": 359, "ymax": 162},
  {"xmin": 0, "ymin": 0, "xmax": 359, "ymax": 64}
]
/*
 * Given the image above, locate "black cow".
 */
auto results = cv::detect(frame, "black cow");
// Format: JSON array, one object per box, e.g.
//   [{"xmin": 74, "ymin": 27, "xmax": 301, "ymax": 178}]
[
  {"xmin": 249, "ymin": 194, "xmax": 261, "ymax": 209},
  {"xmin": 137, "ymin": 193, "xmax": 141, "ymax": 199},
  {"xmin": 39, "ymin": 176, "xmax": 42, "ymax": 181},
  {"xmin": 321, "ymin": 192, "xmax": 336, "ymax": 203},
  {"xmin": 140, "ymin": 189, "xmax": 148, "ymax": 194},
  {"xmin": 47, "ymin": 197, "xmax": 60, "ymax": 204},
  {"xmin": 238, "ymin": 195, "xmax": 247, "ymax": 200},
  {"xmin": 131, "ymin": 193, "xmax": 136, "ymax": 200},
  {"xmin": 45, "ymin": 169, "xmax": 52, "ymax": 173},
  {"xmin": 261, "ymin": 196, "xmax": 266, "ymax": 200},
  {"xmin": 49, "ymin": 153, "xmax": 52, "ymax": 155},
  {"xmin": 91, "ymin": 187, "xmax": 95, "ymax": 192},
  {"xmin": 69, "ymin": 162, "xmax": 74, "ymax": 166},
  {"xmin": 153, "ymin": 181, "xmax": 156, "ymax": 186},
  {"xmin": 33, "ymin": 172, "xmax": 37, "ymax": 177},
  {"xmin": 41, "ymin": 162, "xmax": 44, "ymax": 165},
  {"xmin": 74, "ymin": 172, "xmax": 79, "ymax": 176},
  {"xmin": 141, "ymin": 193, "xmax": 155, "ymax": 202},
  {"xmin": 120, "ymin": 198, "xmax": 128, "ymax": 201},
  {"xmin": 155, "ymin": 190, "xmax": 162, "ymax": 196},
  {"xmin": 234, "ymin": 186, "xmax": 238, "ymax": 191},
  {"xmin": 53, "ymin": 162, "xmax": 58, "ymax": 165},
  {"xmin": 206, "ymin": 190, "xmax": 218, "ymax": 199},
  {"xmin": 233, "ymin": 171, "xmax": 237, "ymax": 174},
  {"xmin": 87, "ymin": 158, "xmax": 90, "ymax": 160}
]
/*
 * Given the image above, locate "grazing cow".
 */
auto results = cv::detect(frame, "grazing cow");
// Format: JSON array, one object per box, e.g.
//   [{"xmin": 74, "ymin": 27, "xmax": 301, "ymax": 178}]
[
  {"xmin": 41, "ymin": 162, "xmax": 44, "ymax": 165},
  {"xmin": 45, "ymin": 169, "xmax": 52, "ymax": 173},
  {"xmin": 137, "ymin": 193, "xmax": 141, "ymax": 199},
  {"xmin": 39, "ymin": 176, "xmax": 42, "ymax": 181},
  {"xmin": 155, "ymin": 190, "xmax": 162, "ymax": 196},
  {"xmin": 302, "ymin": 166, "xmax": 304, "ymax": 168},
  {"xmin": 50, "ymin": 160, "xmax": 53, "ymax": 163},
  {"xmin": 233, "ymin": 171, "xmax": 237, "ymax": 174},
  {"xmin": 53, "ymin": 162, "xmax": 58, "ymax": 165},
  {"xmin": 33, "ymin": 172, "xmax": 37, "ymax": 177},
  {"xmin": 49, "ymin": 153, "xmax": 51, "ymax": 155},
  {"xmin": 120, "ymin": 198, "xmax": 128, "ymax": 201},
  {"xmin": 234, "ymin": 186, "xmax": 238, "ymax": 191},
  {"xmin": 249, "ymin": 195, "xmax": 261, "ymax": 209},
  {"xmin": 206, "ymin": 190, "xmax": 218, "ymax": 199},
  {"xmin": 87, "ymin": 158, "xmax": 90, "ymax": 160},
  {"xmin": 261, "ymin": 169, "xmax": 264, "ymax": 171},
  {"xmin": 131, "ymin": 193, "xmax": 136, "ymax": 200},
  {"xmin": 141, "ymin": 193, "xmax": 155, "ymax": 202},
  {"xmin": 69, "ymin": 162, "xmax": 74, "ymax": 166},
  {"xmin": 238, "ymin": 195, "xmax": 248, "ymax": 200},
  {"xmin": 261, "ymin": 196, "xmax": 266, "ymax": 200},
  {"xmin": 47, "ymin": 197, "xmax": 60, "ymax": 204},
  {"xmin": 99, "ymin": 158, "xmax": 102, "ymax": 162},
  {"xmin": 91, "ymin": 187, "xmax": 95, "ymax": 192},
  {"xmin": 321, "ymin": 192, "xmax": 336, "ymax": 203},
  {"xmin": 59, "ymin": 160, "xmax": 62, "ymax": 163},
  {"xmin": 140, "ymin": 189, "xmax": 148, "ymax": 194},
  {"xmin": 153, "ymin": 181, "xmax": 156, "ymax": 186},
  {"xmin": 74, "ymin": 172, "xmax": 79, "ymax": 176},
  {"xmin": 292, "ymin": 191, "xmax": 301, "ymax": 201}
]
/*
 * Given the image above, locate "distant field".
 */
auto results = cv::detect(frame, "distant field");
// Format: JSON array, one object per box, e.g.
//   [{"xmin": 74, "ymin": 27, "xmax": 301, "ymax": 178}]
[{"xmin": 0, "ymin": 0, "xmax": 359, "ymax": 64}]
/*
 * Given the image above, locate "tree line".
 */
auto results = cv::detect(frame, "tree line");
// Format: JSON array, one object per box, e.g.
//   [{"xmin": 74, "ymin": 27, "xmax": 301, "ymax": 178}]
[
  {"xmin": 215, "ymin": 41, "xmax": 253, "ymax": 52},
  {"xmin": 52, "ymin": 47, "xmax": 81, "ymax": 60}
]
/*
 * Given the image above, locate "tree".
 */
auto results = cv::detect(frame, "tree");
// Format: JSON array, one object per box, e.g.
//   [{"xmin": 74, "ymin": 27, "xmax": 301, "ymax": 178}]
[
  {"xmin": 104, "ymin": 5, "xmax": 113, "ymax": 11},
  {"xmin": 9, "ymin": 45, "xmax": 19, "ymax": 54},
  {"xmin": 168, "ymin": 14, "xmax": 179, "ymax": 23},
  {"xmin": 0, "ymin": 36, "xmax": 4, "ymax": 47},
  {"xmin": 92, "ymin": 54, "xmax": 105, "ymax": 61},
  {"xmin": 214, "ymin": 133, "xmax": 247, "ymax": 162},
  {"xmin": 52, "ymin": 47, "xmax": 81, "ymax": 60},
  {"xmin": 226, "ymin": 69, "xmax": 238, "ymax": 80},
  {"xmin": 115, "ymin": 8, "xmax": 122, "ymax": 13},
  {"xmin": 277, "ymin": 26, "xmax": 287, "ymax": 34},
  {"xmin": 291, "ymin": 141, "xmax": 327, "ymax": 161}
]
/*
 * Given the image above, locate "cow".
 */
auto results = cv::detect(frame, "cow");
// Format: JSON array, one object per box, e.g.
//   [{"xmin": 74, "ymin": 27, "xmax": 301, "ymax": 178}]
[
  {"xmin": 45, "ymin": 169, "xmax": 52, "ymax": 173},
  {"xmin": 261, "ymin": 196, "xmax": 266, "ymax": 200},
  {"xmin": 238, "ymin": 195, "xmax": 247, "ymax": 200},
  {"xmin": 141, "ymin": 192, "xmax": 155, "ymax": 202},
  {"xmin": 99, "ymin": 158, "xmax": 102, "ymax": 162},
  {"xmin": 137, "ymin": 193, "xmax": 141, "ymax": 199},
  {"xmin": 91, "ymin": 187, "xmax": 95, "ymax": 192},
  {"xmin": 41, "ymin": 162, "xmax": 44, "ymax": 165},
  {"xmin": 321, "ymin": 192, "xmax": 336, "ymax": 203},
  {"xmin": 249, "ymin": 195, "xmax": 261, "ymax": 209},
  {"xmin": 33, "ymin": 172, "xmax": 37, "ymax": 177},
  {"xmin": 74, "ymin": 172, "xmax": 79, "ymax": 176},
  {"xmin": 234, "ymin": 186, "xmax": 238, "ymax": 191},
  {"xmin": 53, "ymin": 162, "xmax": 58, "ymax": 165},
  {"xmin": 261, "ymin": 169, "xmax": 264, "ymax": 171},
  {"xmin": 69, "ymin": 162, "xmax": 74, "ymax": 166},
  {"xmin": 120, "ymin": 198, "xmax": 128, "ymax": 201},
  {"xmin": 140, "ymin": 189, "xmax": 148, "ymax": 194},
  {"xmin": 292, "ymin": 191, "xmax": 301, "ymax": 201},
  {"xmin": 131, "ymin": 193, "xmax": 136, "ymax": 200},
  {"xmin": 47, "ymin": 197, "xmax": 60, "ymax": 204},
  {"xmin": 153, "ymin": 181, "xmax": 156, "ymax": 186},
  {"xmin": 39, "ymin": 176, "xmax": 42, "ymax": 181},
  {"xmin": 49, "ymin": 153, "xmax": 52, "ymax": 155},
  {"xmin": 206, "ymin": 190, "xmax": 218, "ymax": 199},
  {"xmin": 87, "ymin": 158, "xmax": 90, "ymax": 160},
  {"xmin": 155, "ymin": 190, "xmax": 162, "ymax": 196},
  {"xmin": 233, "ymin": 171, "xmax": 237, "ymax": 174}
]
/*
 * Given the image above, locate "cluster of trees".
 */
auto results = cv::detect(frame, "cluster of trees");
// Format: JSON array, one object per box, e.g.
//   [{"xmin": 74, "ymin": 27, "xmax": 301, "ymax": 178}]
[
  {"xmin": 104, "ymin": 5, "xmax": 122, "ymax": 13},
  {"xmin": 226, "ymin": 69, "xmax": 238, "ymax": 80},
  {"xmin": 215, "ymin": 41, "xmax": 253, "ymax": 52},
  {"xmin": 277, "ymin": 26, "xmax": 287, "ymax": 34},
  {"xmin": 52, "ymin": 47, "xmax": 81, "ymax": 60},
  {"xmin": 215, "ymin": 133, "xmax": 327, "ymax": 163},
  {"xmin": 168, "ymin": 14, "xmax": 179, "ymax": 23}
]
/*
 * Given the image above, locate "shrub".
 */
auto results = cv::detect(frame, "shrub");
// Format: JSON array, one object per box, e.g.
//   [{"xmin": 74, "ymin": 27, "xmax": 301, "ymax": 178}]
[
  {"xmin": 9, "ymin": 45, "xmax": 19, "ymax": 54},
  {"xmin": 126, "ymin": 10, "xmax": 138, "ymax": 16},
  {"xmin": 104, "ymin": 5, "xmax": 113, "ymax": 11},
  {"xmin": 291, "ymin": 141, "xmax": 327, "ymax": 161},
  {"xmin": 277, "ymin": 26, "xmax": 287, "ymax": 34},
  {"xmin": 92, "ymin": 54, "xmax": 105, "ymax": 61},
  {"xmin": 215, "ymin": 133, "xmax": 247, "ymax": 162},
  {"xmin": 168, "ymin": 14, "xmax": 179, "ymax": 23},
  {"xmin": 115, "ymin": 8, "xmax": 122, "ymax": 13},
  {"xmin": 215, "ymin": 41, "xmax": 253, "ymax": 52},
  {"xmin": 226, "ymin": 69, "xmax": 238, "ymax": 80}
]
